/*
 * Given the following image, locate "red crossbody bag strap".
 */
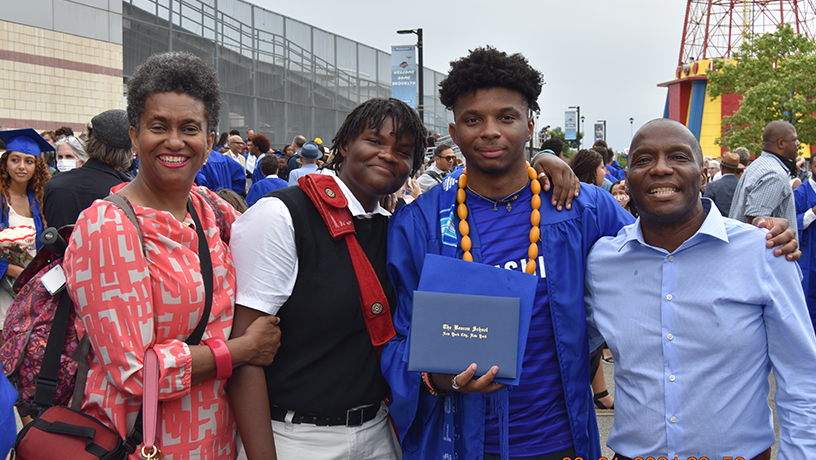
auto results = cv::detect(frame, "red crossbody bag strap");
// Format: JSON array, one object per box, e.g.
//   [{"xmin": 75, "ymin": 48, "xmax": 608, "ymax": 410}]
[{"xmin": 297, "ymin": 174, "xmax": 396, "ymax": 354}]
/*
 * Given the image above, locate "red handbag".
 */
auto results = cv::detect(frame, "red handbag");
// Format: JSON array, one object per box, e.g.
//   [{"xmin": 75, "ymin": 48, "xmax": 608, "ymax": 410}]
[{"xmin": 14, "ymin": 405, "xmax": 128, "ymax": 459}]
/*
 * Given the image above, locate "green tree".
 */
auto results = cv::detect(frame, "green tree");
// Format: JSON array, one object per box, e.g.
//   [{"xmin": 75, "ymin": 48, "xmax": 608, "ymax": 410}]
[
  {"xmin": 546, "ymin": 126, "xmax": 583, "ymax": 158},
  {"xmin": 707, "ymin": 24, "xmax": 816, "ymax": 156},
  {"xmin": 614, "ymin": 151, "xmax": 627, "ymax": 168}
]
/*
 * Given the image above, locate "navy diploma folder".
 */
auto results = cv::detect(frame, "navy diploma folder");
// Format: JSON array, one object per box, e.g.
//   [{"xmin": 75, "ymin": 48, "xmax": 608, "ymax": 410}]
[
  {"xmin": 408, "ymin": 291, "xmax": 520, "ymax": 380},
  {"xmin": 409, "ymin": 253, "xmax": 537, "ymax": 385}
]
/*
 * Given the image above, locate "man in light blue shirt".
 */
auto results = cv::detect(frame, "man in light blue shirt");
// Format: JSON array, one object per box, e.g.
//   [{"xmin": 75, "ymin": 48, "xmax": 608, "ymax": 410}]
[
  {"xmin": 585, "ymin": 119, "xmax": 816, "ymax": 460},
  {"xmin": 288, "ymin": 141, "xmax": 322, "ymax": 186}
]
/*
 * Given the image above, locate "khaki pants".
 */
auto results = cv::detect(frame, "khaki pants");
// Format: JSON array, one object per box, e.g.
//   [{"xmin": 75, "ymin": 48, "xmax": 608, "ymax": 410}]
[{"xmin": 239, "ymin": 402, "xmax": 401, "ymax": 460}]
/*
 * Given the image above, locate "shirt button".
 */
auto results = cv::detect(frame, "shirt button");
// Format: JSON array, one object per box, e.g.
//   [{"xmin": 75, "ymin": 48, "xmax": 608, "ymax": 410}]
[
  {"xmin": 666, "ymin": 294, "xmax": 673, "ymax": 301},
  {"xmin": 670, "ymin": 416, "xmax": 677, "ymax": 423},
  {"xmin": 667, "ymin": 333, "xmax": 674, "ymax": 340},
  {"xmin": 669, "ymin": 375, "xmax": 676, "ymax": 382},
  {"xmin": 668, "ymin": 255, "xmax": 675, "ymax": 262}
]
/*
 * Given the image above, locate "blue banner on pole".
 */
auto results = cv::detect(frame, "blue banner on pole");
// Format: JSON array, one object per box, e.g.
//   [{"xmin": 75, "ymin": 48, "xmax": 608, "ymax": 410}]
[
  {"xmin": 594, "ymin": 123, "xmax": 605, "ymax": 143},
  {"xmin": 565, "ymin": 110, "xmax": 577, "ymax": 140},
  {"xmin": 391, "ymin": 45, "xmax": 417, "ymax": 109}
]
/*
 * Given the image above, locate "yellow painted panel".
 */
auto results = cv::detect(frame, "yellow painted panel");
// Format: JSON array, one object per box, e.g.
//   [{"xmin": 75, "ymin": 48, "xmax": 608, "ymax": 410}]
[{"xmin": 699, "ymin": 92, "xmax": 722, "ymax": 159}]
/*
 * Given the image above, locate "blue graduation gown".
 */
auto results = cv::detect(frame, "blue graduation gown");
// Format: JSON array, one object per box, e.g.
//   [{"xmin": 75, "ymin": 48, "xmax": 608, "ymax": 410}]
[
  {"xmin": 0, "ymin": 373, "xmax": 16, "ymax": 458},
  {"xmin": 0, "ymin": 191, "xmax": 45, "ymax": 276},
  {"xmin": 195, "ymin": 150, "xmax": 246, "ymax": 195},
  {"xmin": 382, "ymin": 169, "xmax": 634, "ymax": 460},
  {"xmin": 794, "ymin": 182, "xmax": 816, "ymax": 332},
  {"xmin": 245, "ymin": 176, "xmax": 289, "ymax": 207},
  {"xmin": 605, "ymin": 160, "xmax": 626, "ymax": 182},
  {"xmin": 252, "ymin": 153, "xmax": 268, "ymax": 185}
]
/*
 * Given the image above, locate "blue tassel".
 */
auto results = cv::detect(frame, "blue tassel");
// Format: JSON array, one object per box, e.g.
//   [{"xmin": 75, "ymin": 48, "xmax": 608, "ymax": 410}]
[{"xmin": 488, "ymin": 387, "xmax": 510, "ymax": 460}]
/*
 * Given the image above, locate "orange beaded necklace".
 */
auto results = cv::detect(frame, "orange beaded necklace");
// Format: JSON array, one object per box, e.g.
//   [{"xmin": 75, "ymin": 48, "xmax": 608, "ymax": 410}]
[{"xmin": 456, "ymin": 162, "xmax": 542, "ymax": 274}]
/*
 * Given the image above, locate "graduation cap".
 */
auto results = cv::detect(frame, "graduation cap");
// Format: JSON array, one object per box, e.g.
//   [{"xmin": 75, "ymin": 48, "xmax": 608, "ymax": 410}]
[{"xmin": 0, "ymin": 128, "xmax": 55, "ymax": 157}]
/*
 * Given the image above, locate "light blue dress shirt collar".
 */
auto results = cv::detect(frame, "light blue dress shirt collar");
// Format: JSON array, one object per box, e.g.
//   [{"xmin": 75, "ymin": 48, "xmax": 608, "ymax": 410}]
[{"xmin": 616, "ymin": 198, "xmax": 728, "ymax": 253}]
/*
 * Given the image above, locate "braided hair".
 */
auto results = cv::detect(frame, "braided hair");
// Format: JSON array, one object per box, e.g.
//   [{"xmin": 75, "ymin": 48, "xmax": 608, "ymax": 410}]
[{"xmin": 325, "ymin": 98, "xmax": 427, "ymax": 175}]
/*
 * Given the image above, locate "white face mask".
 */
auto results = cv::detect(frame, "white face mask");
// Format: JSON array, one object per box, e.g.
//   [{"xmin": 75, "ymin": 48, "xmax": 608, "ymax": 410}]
[{"xmin": 57, "ymin": 159, "xmax": 77, "ymax": 172}]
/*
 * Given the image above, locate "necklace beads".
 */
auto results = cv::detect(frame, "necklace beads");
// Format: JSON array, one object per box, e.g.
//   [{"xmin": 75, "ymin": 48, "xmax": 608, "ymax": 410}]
[{"xmin": 457, "ymin": 163, "xmax": 542, "ymax": 274}]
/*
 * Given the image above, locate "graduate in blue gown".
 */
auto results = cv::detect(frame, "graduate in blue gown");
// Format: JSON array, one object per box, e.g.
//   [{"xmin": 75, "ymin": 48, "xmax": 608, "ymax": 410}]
[
  {"xmin": 195, "ymin": 149, "xmax": 246, "ymax": 195},
  {"xmin": 381, "ymin": 48, "xmax": 634, "ymax": 460},
  {"xmin": 385, "ymin": 173, "xmax": 632, "ymax": 460},
  {"xmin": 245, "ymin": 155, "xmax": 289, "ymax": 207},
  {"xmin": 794, "ymin": 160, "xmax": 816, "ymax": 332}
]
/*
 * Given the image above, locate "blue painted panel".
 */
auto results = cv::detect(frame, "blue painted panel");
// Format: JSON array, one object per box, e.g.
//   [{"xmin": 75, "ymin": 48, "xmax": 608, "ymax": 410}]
[{"xmin": 686, "ymin": 80, "xmax": 707, "ymax": 140}]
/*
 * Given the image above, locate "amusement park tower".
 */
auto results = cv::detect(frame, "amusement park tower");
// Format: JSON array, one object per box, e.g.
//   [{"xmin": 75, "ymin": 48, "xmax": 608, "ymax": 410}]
[{"xmin": 659, "ymin": 0, "xmax": 816, "ymax": 158}]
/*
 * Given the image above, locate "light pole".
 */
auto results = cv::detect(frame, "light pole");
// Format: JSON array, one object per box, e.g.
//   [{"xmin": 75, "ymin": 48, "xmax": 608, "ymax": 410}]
[
  {"xmin": 629, "ymin": 117, "xmax": 634, "ymax": 142},
  {"xmin": 397, "ymin": 28, "xmax": 424, "ymax": 124},
  {"xmin": 580, "ymin": 116, "xmax": 585, "ymax": 149}
]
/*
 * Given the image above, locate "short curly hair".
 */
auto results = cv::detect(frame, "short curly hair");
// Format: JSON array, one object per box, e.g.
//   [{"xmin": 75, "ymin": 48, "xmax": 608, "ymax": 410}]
[
  {"xmin": 127, "ymin": 51, "xmax": 221, "ymax": 133},
  {"xmin": 250, "ymin": 133, "xmax": 271, "ymax": 153},
  {"xmin": 326, "ymin": 98, "xmax": 426, "ymax": 175},
  {"xmin": 568, "ymin": 149, "xmax": 603, "ymax": 185},
  {"xmin": 439, "ymin": 47, "xmax": 543, "ymax": 113}
]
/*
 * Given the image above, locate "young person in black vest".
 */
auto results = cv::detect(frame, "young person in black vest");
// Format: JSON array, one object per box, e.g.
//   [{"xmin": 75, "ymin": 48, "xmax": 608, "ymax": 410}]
[{"xmin": 229, "ymin": 98, "xmax": 427, "ymax": 459}]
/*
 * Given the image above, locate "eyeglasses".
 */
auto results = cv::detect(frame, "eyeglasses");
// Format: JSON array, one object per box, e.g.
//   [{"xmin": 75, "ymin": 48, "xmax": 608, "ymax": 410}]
[
  {"xmin": 56, "ymin": 136, "xmax": 84, "ymax": 147},
  {"xmin": 440, "ymin": 156, "xmax": 456, "ymax": 161}
]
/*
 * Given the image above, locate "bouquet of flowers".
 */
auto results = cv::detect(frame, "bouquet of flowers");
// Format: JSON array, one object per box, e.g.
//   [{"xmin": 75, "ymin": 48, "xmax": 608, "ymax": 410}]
[{"xmin": 0, "ymin": 225, "xmax": 37, "ymax": 268}]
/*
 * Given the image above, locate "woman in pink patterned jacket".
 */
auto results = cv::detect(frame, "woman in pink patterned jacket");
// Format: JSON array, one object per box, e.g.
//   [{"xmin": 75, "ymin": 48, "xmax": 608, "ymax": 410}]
[{"xmin": 63, "ymin": 51, "xmax": 281, "ymax": 460}]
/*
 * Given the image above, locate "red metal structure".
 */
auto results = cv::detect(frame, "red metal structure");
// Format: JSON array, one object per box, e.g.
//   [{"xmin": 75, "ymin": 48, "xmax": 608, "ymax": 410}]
[
  {"xmin": 679, "ymin": 0, "xmax": 816, "ymax": 65},
  {"xmin": 663, "ymin": 1, "xmax": 816, "ymax": 157}
]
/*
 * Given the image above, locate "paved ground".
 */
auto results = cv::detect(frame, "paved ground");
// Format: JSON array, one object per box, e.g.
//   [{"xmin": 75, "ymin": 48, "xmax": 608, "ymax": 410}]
[{"xmin": 596, "ymin": 361, "xmax": 780, "ymax": 460}]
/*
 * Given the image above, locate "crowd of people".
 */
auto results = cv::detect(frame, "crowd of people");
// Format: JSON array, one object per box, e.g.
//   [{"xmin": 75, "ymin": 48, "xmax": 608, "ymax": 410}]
[{"xmin": 0, "ymin": 45, "xmax": 814, "ymax": 460}]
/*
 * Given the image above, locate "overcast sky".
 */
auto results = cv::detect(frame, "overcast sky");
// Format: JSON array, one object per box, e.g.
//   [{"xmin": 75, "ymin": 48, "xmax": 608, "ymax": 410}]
[{"xmin": 252, "ymin": 0, "xmax": 689, "ymax": 153}]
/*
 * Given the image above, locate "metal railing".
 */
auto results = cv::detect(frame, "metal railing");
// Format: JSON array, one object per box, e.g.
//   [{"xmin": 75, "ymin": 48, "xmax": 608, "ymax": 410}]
[{"xmin": 122, "ymin": 0, "xmax": 452, "ymax": 145}]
